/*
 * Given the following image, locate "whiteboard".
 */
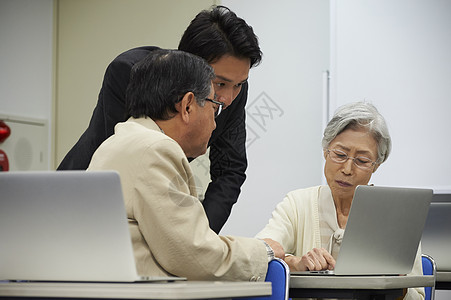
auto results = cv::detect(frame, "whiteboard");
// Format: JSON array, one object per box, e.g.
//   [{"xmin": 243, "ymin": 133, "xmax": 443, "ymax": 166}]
[{"xmin": 330, "ymin": 0, "xmax": 451, "ymax": 191}]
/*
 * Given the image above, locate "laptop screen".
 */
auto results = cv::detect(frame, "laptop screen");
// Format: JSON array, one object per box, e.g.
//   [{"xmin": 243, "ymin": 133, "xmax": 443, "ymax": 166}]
[{"xmin": 0, "ymin": 171, "xmax": 141, "ymax": 282}]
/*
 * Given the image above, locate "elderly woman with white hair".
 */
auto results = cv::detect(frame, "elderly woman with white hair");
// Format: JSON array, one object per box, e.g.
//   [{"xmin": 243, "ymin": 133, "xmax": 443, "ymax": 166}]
[{"xmin": 256, "ymin": 101, "xmax": 424, "ymax": 299}]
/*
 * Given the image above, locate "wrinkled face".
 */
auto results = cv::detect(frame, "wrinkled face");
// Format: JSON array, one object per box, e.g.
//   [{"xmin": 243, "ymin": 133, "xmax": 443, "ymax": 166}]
[
  {"xmin": 186, "ymin": 83, "xmax": 217, "ymax": 158},
  {"xmin": 324, "ymin": 127, "xmax": 379, "ymax": 202},
  {"xmin": 209, "ymin": 55, "xmax": 250, "ymax": 109}
]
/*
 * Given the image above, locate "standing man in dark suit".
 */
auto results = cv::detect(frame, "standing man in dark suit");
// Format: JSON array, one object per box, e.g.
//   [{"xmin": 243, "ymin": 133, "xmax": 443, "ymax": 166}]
[{"xmin": 57, "ymin": 6, "xmax": 261, "ymax": 234}]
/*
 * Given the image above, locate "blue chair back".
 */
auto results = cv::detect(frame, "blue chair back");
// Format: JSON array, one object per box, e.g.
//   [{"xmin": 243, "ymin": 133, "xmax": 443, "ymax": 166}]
[
  {"xmin": 233, "ymin": 258, "xmax": 290, "ymax": 300},
  {"xmin": 422, "ymin": 254, "xmax": 436, "ymax": 300}
]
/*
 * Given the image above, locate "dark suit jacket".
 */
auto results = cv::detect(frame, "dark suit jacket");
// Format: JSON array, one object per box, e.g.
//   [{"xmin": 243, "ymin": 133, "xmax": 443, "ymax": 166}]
[{"xmin": 57, "ymin": 46, "xmax": 248, "ymax": 233}]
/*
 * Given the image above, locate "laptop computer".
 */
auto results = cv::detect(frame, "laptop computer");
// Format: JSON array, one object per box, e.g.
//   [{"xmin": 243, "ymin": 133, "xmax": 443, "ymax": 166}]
[
  {"xmin": 0, "ymin": 171, "xmax": 184, "ymax": 282},
  {"xmin": 421, "ymin": 201, "xmax": 451, "ymax": 271},
  {"xmin": 292, "ymin": 185, "xmax": 433, "ymax": 276}
]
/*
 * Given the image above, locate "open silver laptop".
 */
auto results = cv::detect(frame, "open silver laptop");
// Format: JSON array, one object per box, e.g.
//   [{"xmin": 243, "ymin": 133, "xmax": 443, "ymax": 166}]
[
  {"xmin": 292, "ymin": 185, "xmax": 432, "ymax": 276},
  {"xmin": 421, "ymin": 200, "xmax": 451, "ymax": 271},
  {"xmin": 0, "ymin": 171, "xmax": 184, "ymax": 282}
]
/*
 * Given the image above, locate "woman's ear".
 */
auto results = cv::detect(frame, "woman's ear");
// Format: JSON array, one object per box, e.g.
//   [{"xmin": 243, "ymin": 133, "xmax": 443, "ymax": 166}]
[
  {"xmin": 372, "ymin": 163, "xmax": 380, "ymax": 173},
  {"xmin": 176, "ymin": 92, "xmax": 196, "ymax": 123}
]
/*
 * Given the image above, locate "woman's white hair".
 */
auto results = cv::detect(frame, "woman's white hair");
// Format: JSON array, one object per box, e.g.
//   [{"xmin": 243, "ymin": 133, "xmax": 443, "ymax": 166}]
[{"xmin": 322, "ymin": 101, "xmax": 392, "ymax": 164}]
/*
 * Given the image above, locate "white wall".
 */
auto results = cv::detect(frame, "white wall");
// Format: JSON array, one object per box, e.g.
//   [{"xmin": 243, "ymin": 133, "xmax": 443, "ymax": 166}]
[
  {"xmin": 218, "ymin": 0, "xmax": 451, "ymax": 239},
  {"xmin": 220, "ymin": 0, "xmax": 330, "ymax": 237},
  {"xmin": 0, "ymin": 0, "xmax": 53, "ymax": 170},
  {"xmin": 54, "ymin": 0, "xmax": 214, "ymax": 166}
]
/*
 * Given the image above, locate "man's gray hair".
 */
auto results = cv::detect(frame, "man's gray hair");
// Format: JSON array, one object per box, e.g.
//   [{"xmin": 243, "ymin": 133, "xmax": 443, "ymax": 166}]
[{"xmin": 322, "ymin": 101, "xmax": 392, "ymax": 164}]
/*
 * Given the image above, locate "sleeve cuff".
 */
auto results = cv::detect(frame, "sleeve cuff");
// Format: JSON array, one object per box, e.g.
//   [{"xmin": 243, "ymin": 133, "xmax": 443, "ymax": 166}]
[{"xmin": 261, "ymin": 240, "xmax": 275, "ymax": 262}]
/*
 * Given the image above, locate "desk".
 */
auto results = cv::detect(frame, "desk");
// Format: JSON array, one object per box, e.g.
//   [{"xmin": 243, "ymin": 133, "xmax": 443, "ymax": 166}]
[
  {"xmin": 289, "ymin": 275, "xmax": 434, "ymax": 300},
  {"xmin": 0, "ymin": 280, "xmax": 271, "ymax": 299},
  {"xmin": 436, "ymin": 271, "xmax": 451, "ymax": 289}
]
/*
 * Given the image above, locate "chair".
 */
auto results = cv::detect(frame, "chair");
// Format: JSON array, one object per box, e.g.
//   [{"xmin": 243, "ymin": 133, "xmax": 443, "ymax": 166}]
[
  {"xmin": 233, "ymin": 258, "xmax": 290, "ymax": 300},
  {"xmin": 422, "ymin": 254, "xmax": 436, "ymax": 300}
]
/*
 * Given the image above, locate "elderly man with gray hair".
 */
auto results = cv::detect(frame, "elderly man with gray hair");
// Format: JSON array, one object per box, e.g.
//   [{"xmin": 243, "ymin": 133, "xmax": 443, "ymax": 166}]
[
  {"xmin": 256, "ymin": 101, "xmax": 425, "ymax": 299},
  {"xmin": 88, "ymin": 49, "xmax": 284, "ymax": 281}
]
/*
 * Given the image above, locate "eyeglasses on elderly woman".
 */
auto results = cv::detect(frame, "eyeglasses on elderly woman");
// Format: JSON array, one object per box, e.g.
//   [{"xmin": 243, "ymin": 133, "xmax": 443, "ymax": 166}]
[{"xmin": 326, "ymin": 148, "xmax": 376, "ymax": 170}]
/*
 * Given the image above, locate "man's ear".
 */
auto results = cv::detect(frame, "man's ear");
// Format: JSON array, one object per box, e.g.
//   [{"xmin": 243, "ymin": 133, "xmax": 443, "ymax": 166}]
[{"xmin": 176, "ymin": 92, "xmax": 196, "ymax": 124}]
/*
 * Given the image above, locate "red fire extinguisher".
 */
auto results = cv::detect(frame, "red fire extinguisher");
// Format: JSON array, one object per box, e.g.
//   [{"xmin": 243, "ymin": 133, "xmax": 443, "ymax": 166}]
[{"xmin": 0, "ymin": 120, "xmax": 11, "ymax": 171}]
